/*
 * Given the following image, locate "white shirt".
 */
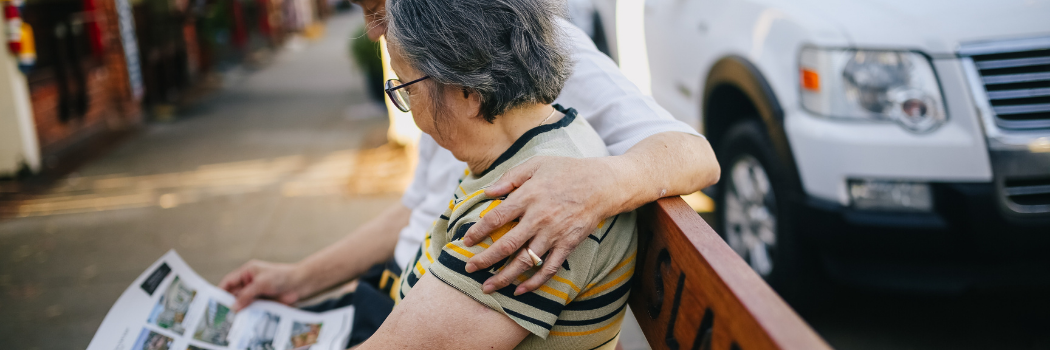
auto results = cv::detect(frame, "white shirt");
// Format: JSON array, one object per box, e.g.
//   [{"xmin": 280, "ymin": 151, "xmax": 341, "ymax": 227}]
[{"xmin": 393, "ymin": 20, "xmax": 701, "ymax": 268}]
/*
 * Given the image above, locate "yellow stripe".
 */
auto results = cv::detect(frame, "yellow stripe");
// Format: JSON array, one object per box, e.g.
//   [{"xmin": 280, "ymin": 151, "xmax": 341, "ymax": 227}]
[
  {"xmin": 597, "ymin": 219, "xmax": 605, "ymax": 229},
  {"xmin": 610, "ymin": 253, "xmax": 636, "ymax": 272},
  {"xmin": 479, "ymin": 200, "xmax": 502, "ymax": 218},
  {"xmin": 379, "ymin": 269, "xmax": 393, "ymax": 289},
  {"xmin": 490, "ymin": 222, "xmax": 517, "ymax": 242},
  {"xmin": 424, "ymin": 236, "xmax": 434, "ymax": 263},
  {"xmin": 548, "ymin": 312, "xmax": 625, "ymax": 337},
  {"xmin": 464, "ymin": 168, "xmax": 470, "ymax": 176},
  {"xmin": 551, "ymin": 275, "xmax": 581, "ymax": 293},
  {"xmin": 580, "ymin": 254, "xmax": 634, "ymax": 291},
  {"xmin": 576, "ymin": 267, "xmax": 634, "ymax": 299},
  {"xmin": 538, "ymin": 285, "xmax": 571, "ymax": 303},
  {"xmin": 445, "ymin": 243, "xmax": 475, "ymax": 258},
  {"xmin": 459, "ymin": 186, "xmax": 467, "ymax": 195},
  {"xmin": 477, "ymin": 241, "xmax": 490, "ymax": 248},
  {"xmin": 448, "ymin": 199, "xmax": 455, "ymax": 210},
  {"xmin": 415, "ymin": 261, "xmax": 425, "ymax": 276},
  {"xmin": 453, "ymin": 190, "xmax": 486, "ymax": 211}
]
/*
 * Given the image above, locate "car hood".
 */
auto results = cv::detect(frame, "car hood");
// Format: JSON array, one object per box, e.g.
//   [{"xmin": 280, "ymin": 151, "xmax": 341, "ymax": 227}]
[{"xmin": 797, "ymin": 0, "xmax": 1050, "ymax": 55}]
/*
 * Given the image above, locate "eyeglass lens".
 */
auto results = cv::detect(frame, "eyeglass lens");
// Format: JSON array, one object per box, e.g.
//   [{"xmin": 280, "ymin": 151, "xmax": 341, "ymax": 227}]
[
  {"xmin": 386, "ymin": 79, "xmax": 412, "ymax": 112},
  {"xmin": 395, "ymin": 87, "xmax": 411, "ymax": 112}
]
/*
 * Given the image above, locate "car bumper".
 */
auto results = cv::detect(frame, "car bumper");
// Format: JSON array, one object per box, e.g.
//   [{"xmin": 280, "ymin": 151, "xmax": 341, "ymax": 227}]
[{"xmin": 798, "ymin": 182, "xmax": 1050, "ymax": 293}]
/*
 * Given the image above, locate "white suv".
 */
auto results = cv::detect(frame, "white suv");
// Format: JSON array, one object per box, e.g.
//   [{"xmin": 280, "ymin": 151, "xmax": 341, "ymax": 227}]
[{"xmin": 591, "ymin": 0, "xmax": 1050, "ymax": 297}]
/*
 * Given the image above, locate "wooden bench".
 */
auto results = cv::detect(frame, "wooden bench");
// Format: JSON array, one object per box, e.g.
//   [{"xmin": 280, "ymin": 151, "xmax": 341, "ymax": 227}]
[{"xmin": 628, "ymin": 197, "xmax": 831, "ymax": 350}]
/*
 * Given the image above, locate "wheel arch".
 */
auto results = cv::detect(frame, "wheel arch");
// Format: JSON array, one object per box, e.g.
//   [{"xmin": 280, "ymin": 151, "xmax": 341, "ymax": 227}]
[{"xmin": 703, "ymin": 56, "xmax": 804, "ymax": 196}]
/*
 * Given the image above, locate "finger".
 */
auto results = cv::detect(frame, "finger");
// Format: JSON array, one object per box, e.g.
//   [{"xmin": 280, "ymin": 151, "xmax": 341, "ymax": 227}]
[
  {"xmin": 482, "ymin": 239, "xmax": 550, "ymax": 295},
  {"xmin": 462, "ymin": 198, "xmax": 526, "ymax": 248},
  {"xmin": 484, "ymin": 159, "xmax": 539, "ymax": 197},
  {"xmin": 233, "ymin": 280, "xmax": 265, "ymax": 311},
  {"xmin": 464, "ymin": 213, "xmax": 530, "ymax": 272},
  {"xmin": 516, "ymin": 247, "xmax": 570, "ymax": 295},
  {"xmin": 277, "ymin": 292, "xmax": 299, "ymax": 306},
  {"xmin": 218, "ymin": 268, "xmax": 244, "ymax": 292},
  {"xmin": 479, "ymin": 247, "xmax": 533, "ymax": 294},
  {"xmin": 220, "ymin": 265, "xmax": 254, "ymax": 294}
]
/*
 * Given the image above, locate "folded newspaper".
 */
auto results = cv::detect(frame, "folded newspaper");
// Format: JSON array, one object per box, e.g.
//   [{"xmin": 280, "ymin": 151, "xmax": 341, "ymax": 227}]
[{"xmin": 87, "ymin": 250, "xmax": 354, "ymax": 350}]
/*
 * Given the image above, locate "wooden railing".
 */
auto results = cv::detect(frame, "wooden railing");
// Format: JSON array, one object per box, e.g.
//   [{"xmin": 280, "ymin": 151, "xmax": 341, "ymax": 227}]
[{"xmin": 629, "ymin": 197, "xmax": 831, "ymax": 350}]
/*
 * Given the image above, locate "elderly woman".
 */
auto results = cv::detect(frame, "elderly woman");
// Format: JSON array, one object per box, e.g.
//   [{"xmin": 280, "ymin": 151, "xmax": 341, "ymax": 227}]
[{"xmin": 356, "ymin": 0, "xmax": 636, "ymax": 349}]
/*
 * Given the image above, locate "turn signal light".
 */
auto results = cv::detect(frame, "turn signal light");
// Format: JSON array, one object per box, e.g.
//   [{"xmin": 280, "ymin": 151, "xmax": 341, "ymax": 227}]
[{"xmin": 801, "ymin": 68, "xmax": 820, "ymax": 91}]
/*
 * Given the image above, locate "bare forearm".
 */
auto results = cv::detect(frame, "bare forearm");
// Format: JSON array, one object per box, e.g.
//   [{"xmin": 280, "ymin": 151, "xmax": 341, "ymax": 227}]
[
  {"xmin": 293, "ymin": 203, "xmax": 410, "ymax": 298},
  {"xmin": 605, "ymin": 131, "xmax": 720, "ymax": 215}
]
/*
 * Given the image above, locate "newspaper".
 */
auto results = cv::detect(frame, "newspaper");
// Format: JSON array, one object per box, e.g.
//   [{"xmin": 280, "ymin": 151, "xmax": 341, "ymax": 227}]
[{"xmin": 87, "ymin": 250, "xmax": 354, "ymax": 350}]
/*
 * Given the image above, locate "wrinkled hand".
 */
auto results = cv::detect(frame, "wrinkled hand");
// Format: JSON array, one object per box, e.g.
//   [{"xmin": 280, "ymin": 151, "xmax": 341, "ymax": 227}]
[
  {"xmin": 219, "ymin": 260, "xmax": 303, "ymax": 311},
  {"xmin": 461, "ymin": 156, "xmax": 620, "ymax": 295}
]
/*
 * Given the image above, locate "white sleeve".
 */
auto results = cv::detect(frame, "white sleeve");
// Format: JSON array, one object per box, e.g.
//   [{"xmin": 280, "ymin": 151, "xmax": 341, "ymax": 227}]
[
  {"xmin": 553, "ymin": 19, "xmax": 702, "ymax": 156},
  {"xmin": 400, "ymin": 134, "xmax": 438, "ymax": 209}
]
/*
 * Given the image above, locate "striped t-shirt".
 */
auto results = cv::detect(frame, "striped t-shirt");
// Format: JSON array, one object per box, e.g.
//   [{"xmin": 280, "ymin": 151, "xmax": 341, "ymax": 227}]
[{"xmin": 396, "ymin": 105, "xmax": 637, "ymax": 349}]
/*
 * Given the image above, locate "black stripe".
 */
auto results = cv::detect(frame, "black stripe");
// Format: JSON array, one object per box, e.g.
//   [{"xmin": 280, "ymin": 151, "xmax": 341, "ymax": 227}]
[
  {"xmin": 411, "ymin": 247, "xmax": 423, "ymax": 268},
  {"xmin": 452, "ymin": 222, "xmax": 475, "ymax": 241},
  {"xmin": 587, "ymin": 215, "xmax": 619, "ymax": 244},
  {"xmin": 588, "ymin": 332, "xmax": 621, "ymax": 350},
  {"xmin": 555, "ymin": 300, "xmax": 626, "ymax": 326},
  {"xmin": 477, "ymin": 105, "xmax": 578, "ymax": 177},
  {"xmin": 406, "ymin": 267, "xmax": 420, "ymax": 288},
  {"xmin": 563, "ymin": 279, "xmax": 631, "ymax": 311},
  {"xmin": 439, "ymin": 214, "xmax": 450, "ymax": 221},
  {"xmin": 436, "ymin": 252, "xmax": 565, "ymax": 315},
  {"xmin": 447, "ymin": 199, "xmax": 493, "ymax": 233},
  {"xmin": 384, "ymin": 259, "xmax": 403, "ymax": 277},
  {"xmin": 505, "ymin": 308, "xmax": 554, "ymax": 330}
]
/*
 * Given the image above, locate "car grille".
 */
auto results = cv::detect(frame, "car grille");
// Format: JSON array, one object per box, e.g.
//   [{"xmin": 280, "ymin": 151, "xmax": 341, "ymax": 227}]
[
  {"xmin": 1003, "ymin": 176, "xmax": 1050, "ymax": 210},
  {"xmin": 968, "ymin": 45, "xmax": 1050, "ymax": 130}
]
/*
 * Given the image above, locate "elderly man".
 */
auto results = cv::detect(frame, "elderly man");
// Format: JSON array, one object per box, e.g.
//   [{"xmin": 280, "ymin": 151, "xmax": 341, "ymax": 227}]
[{"xmin": 221, "ymin": 0, "xmax": 719, "ymax": 346}]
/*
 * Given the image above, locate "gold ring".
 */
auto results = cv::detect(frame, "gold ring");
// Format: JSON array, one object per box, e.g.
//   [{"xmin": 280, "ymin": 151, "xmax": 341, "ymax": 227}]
[{"xmin": 526, "ymin": 248, "xmax": 544, "ymax": 267}]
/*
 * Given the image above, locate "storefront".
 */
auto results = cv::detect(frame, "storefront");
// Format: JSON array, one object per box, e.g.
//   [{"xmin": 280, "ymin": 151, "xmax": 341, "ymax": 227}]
[
  {"xmin": 19, "ymin": 0, "xmax": 142, "ymax": 159},
  {"xmin": 0, "ymin": 0, "xmax": 40, "ymax": 176}
]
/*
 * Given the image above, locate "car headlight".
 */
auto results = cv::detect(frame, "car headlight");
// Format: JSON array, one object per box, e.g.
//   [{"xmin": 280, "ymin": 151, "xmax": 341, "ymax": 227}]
[{"xmin": 799, "ymin": 48, "xmax": 946, "ymax": 133}]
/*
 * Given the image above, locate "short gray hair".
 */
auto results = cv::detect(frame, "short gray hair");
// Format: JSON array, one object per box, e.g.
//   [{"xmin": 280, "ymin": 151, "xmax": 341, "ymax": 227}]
[{"xmin": 386, "ymin": 0, "xmax": 571, "ymax": 122}]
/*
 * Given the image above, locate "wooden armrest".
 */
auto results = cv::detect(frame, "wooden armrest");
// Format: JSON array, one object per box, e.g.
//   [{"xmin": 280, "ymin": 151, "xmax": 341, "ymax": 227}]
[{"xmin": 628, "ymin": 197, "xmax": 831, "ymax": 350}]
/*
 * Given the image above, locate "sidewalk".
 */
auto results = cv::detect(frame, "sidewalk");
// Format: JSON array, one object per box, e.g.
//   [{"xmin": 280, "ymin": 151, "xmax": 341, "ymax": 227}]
[{"xmin": 0, "ymin": 13, "xmax": 406, "ymax": 349}]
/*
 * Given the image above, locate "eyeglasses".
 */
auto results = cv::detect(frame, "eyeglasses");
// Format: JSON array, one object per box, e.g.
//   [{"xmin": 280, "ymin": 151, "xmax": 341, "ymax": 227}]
[{"xmin": 384, "ymin": 76, "xmax": 430, "ymax": 112}]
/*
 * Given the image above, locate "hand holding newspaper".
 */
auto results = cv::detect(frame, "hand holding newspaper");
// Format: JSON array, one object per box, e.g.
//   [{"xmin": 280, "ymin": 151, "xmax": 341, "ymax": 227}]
[{"xmin": 87, "ymin": 250, "xmax": 354, "ymax": 350}]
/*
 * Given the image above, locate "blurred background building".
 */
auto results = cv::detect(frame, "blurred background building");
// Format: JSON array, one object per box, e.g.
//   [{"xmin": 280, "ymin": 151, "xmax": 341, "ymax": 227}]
[{"xmin": 0, "ymin": 0, "xmax": 337, "ymax": 179}]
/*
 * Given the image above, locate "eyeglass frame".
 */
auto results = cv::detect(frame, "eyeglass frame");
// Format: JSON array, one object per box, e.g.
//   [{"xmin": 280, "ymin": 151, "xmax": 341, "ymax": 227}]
[{"xmin": 384, "ymin": 76, "xmax": 430, "ymax": 112}]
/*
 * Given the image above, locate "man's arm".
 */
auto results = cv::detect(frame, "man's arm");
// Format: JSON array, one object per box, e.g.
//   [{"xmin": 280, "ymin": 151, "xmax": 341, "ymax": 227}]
[
  {"xmin": 356, "ymin": 273, "xmax": 529, "ymax": 350},
  {"xmin": 461, "ymin": 131, "xmax": 719, "ymax": 294},
  {"xmin": 220, "ymin": 203, "xmax": 410, "ymax": 310}
]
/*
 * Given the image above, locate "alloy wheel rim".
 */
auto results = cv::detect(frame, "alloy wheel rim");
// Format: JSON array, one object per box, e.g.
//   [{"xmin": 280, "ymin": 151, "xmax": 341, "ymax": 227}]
[{"xmin": 725, "ymin": 155, "xmax": 778, "ymax": 277}]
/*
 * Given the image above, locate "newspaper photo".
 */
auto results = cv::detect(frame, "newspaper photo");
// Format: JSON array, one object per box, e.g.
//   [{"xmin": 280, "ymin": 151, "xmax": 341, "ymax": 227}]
[{"xmin": 87, "ymin": 250, "xmax": 354, "ymax": 350}]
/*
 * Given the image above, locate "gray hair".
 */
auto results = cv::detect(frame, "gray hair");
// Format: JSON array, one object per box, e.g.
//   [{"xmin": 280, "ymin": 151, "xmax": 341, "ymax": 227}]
[{"xmin": 386, "ymin": 0, "xmax": 572, "ymax": 122}]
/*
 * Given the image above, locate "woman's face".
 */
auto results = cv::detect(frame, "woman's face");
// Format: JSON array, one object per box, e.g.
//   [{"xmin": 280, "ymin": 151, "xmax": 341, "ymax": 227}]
[{"xmin": 387, "ymin": 43, "xmax": 481, "ymax": 149}]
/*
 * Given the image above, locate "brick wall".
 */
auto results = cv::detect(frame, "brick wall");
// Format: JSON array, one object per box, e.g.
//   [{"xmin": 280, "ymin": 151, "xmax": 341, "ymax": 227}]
[
  {"xmin": 29, "ymin": 66, "xmax": 118, "ymax": 152},
  {"xmin": 27, "ymin": 0, "xmax": 142, "ymax": 158},
  {"xmin": 98, "ymin": 0, "xmax": 143, "ymax": 122}
]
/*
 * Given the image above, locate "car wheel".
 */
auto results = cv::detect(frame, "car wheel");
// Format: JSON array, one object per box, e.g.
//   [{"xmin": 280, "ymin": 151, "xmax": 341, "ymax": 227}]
[
  {"xmin": 716, "ymin": 119, "xmax": 820, "ymax": 304},
  {"xmin": 724, "ymin": 153, "xmax": 778, "ymax": 277}
]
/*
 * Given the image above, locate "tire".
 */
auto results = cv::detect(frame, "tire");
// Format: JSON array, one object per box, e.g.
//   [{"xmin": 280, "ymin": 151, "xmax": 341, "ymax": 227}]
[{"xmin": 715, "ymin": 119, "xmax": 823, "ymax": 307}]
